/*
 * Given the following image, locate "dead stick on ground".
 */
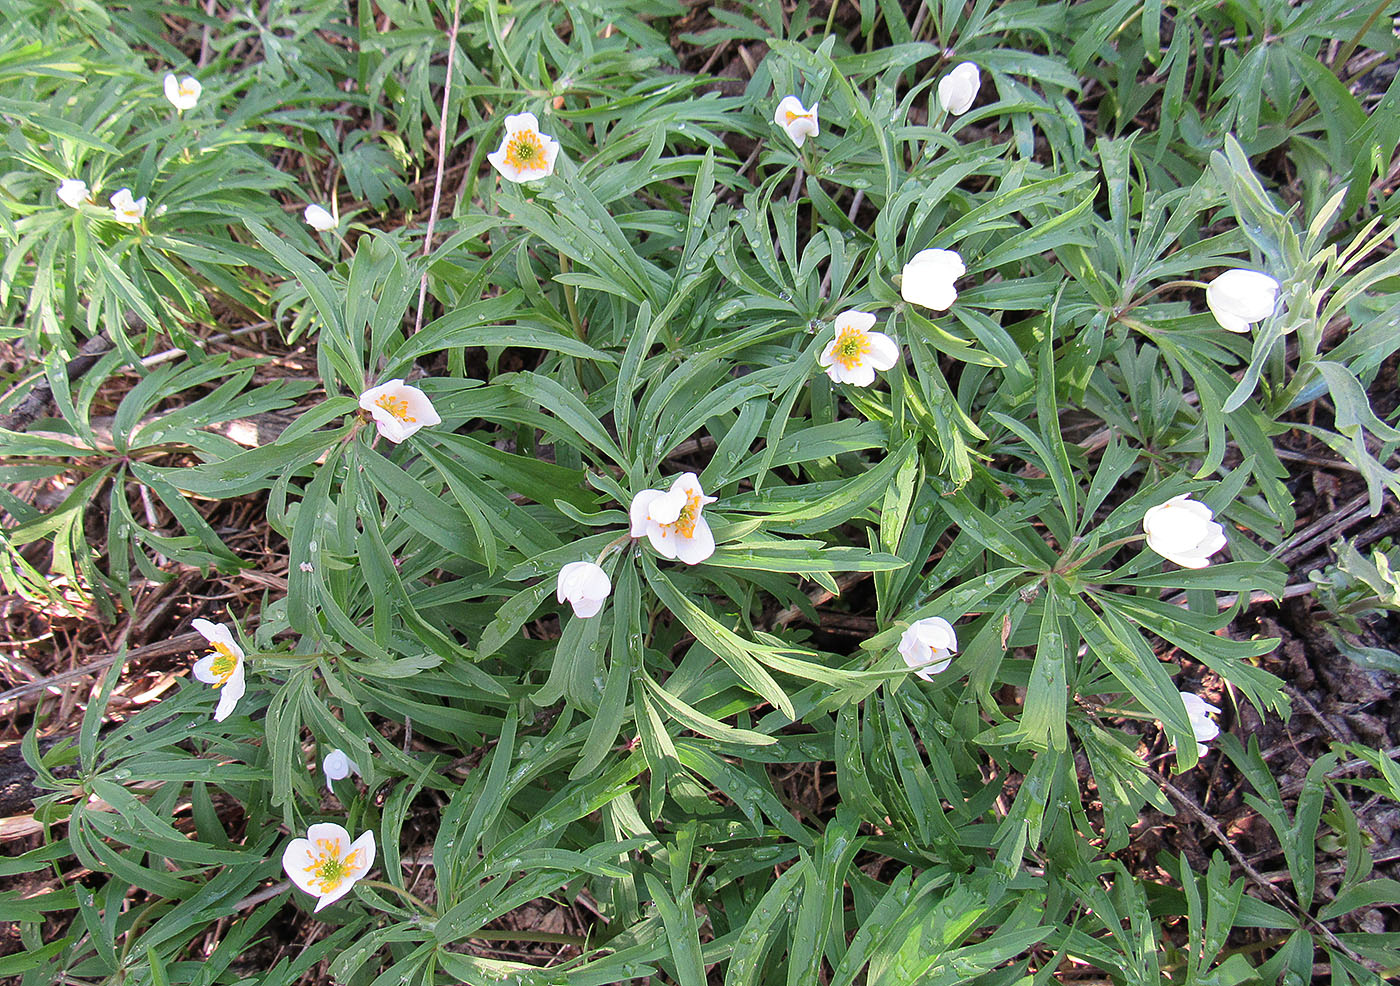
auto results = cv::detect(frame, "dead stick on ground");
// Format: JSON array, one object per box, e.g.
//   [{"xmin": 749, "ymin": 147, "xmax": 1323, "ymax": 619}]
[
  {"xmin": 411, "ymin": 0, "xmax": 463, "ymax": 339},
  {"xmin": 1149, "ymin": 766, "xmax": 1368, "ymax": 966},
  {"xmin": 1, "ymin": 332, "xmax": 111, "ymax": 432}
]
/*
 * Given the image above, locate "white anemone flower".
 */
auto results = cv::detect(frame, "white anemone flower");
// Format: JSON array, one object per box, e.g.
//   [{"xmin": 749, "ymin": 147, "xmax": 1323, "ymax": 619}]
[
  {"xmin": 487, "ymin": 112, "xmax": 561, "ymax": 183},
  {"xmin": 109, "ymin": 188, "xmax": 147, "ymax": 225},
  {"xmin": 1205, "ymin": 269, "xmax": 1281, "ymax": 333},
  {"xmin": 817, "ymin": 310, "xmax": 899, "ymax": 387},
  {"xmin": 898, "ymin": 617, "xmax": 958, "ymax": 680},
  {"xmin": 303, "ymin": 204, "xmax": 336, "ymax": 231},
  {"xmin": 900, "ymin": 248, "xmax": 965, "ymax": 311},
  {"xmin": 322, "ymin": 749, "xmax": 361, "ymax": 791},
  {"xmin": 282, "ymin": 823, "xmax": 375, "ymax": 912},
  {"xmin": 163, "ymin": 73, "xmax": 202, "ymax": 111},
  {"xmin": 358, "ymin": 379, "xmax": 442, "ymax": 443},
  {"xmin": 1143, "ymin": 494, "xmax": 1227, "ymax": 569},
  {"xmin": 630, "ymin": 472, "xmax": 718, "ymax": 565},
  {"xmin": 1180, "ymin": 691, "xmax": 1221, "ymax": 757},
  {"xmin": 937, "ymin": 62, "xmax": 981, "ymax": 115},
  {"xmin": 773, "ymin": 95, "xmax": 819, "ymax": 148},
  {"xmin": 57, "ymin": 179, "xmax": 89, "ymax": 208},
  {"xmin": 191, "ymin": 619, "xmax": 246, "ymax": 722},
  {"xmin": 557, "ymin": 561, "xmax": 611, "ymax": 618}
]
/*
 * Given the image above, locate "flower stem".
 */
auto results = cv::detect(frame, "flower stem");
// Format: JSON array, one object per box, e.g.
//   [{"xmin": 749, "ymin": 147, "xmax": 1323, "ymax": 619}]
[
  {"xmin": 595, "ymin": 532, "xmax": 634, "ymax": 565},
  {"xmin": 1057, "ymin": 534, "xmax": 1145, "ymax": 574},
  {"xmin": 357, "ymin": 878, "xmax": 438, "ymax": 918},
  {"xmin": 1115, "ymin": 279, "xmax": 1208, "ymax": 319}
]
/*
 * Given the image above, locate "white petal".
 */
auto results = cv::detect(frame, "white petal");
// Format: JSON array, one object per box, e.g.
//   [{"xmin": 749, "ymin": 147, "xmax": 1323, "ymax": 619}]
[
  {"xmin": 630, "ymin": 489, "xmax": 663, "ymax": 536},
  {"xmin": 192, "ymin": 619, "xmax": 243, "ymax": 659},
  {"xmin": 303, "ymin": 204, "xmax": 336, "ymax": 231},
  {"xmin": 503, "ymin": 112, "xmax": 540, "ymax": 134},
  {"xmin": 674, "ymin": 517, "xmax": 716, "ymax": 564},
  {"xmin": 836, "ymin": 310, "xmax": 878, "ymax": 333},
  {"xmin": 669, "ymin": 472, "xmax": 706, "ymax": 501},
  {"xmin": 864, "ymin": 331, "xmax": 900, "ymax": 371},
  {"xmin": 282, "ymin": 838, "xmax": 321, "ymax": 896},
  {"xmin": 163, "ymin": 73, "xmax": 181, "ymax": 105},
  {"xmin": 213, "ymin": 663, "xmax": 245, "ymax": 721},
  {"xmin": 648, "ymin": 488, "xmax": 687, "ymax": 525},
  {"xmin": 344, "ymin": 830, "xmax": 376, "ymax": 881},
  {"xmin": 571, "ymin": 594, "xmax": 605, "ymax": 618},
  {"xmin": 192, "ymin": 654, "xmax": 219, "ymax": 684},
  {"xmin": 843, "ymin": 362, "xmax": 878, "ymax": 388},
  {"xmin": 487, "ymin": 147, "xmax": 518, "ymax": 182},
  {"xmin": 646, "ymin": 521, "xmax": 679, "ymax": 559}
]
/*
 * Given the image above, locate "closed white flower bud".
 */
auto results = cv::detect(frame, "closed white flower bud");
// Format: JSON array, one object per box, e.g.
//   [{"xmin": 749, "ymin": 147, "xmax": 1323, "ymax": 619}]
[
  {"xmin": 937, "ymin": 62, "xmax": 981, "ymax": 115},
  {"xmin": 900, "ymin": 248, "xmax": 965, "ymax": 311},
  {"xmin": 303, "ymin": 204, "xmax": 336, "ymax": 231},
  {"xmin": 1143, "ymin": 495, "xmax": 1227, "ymax": 569},
  {"xmin": 1205, "ymin": 268, "xmax": 1280, "ymax": 333},
  {"xmin": 557, "ymin": 561, "xmax": 611, "ymax": 618},
  {"xmin": 57, "ymin": 179, "xmax": 88, "ymax": 208},
  {"xmin": 898, "ymin": 617, "xmax": 958, "ymax": 680},
  {"xmin": 322, "ymin": 749, "xmax": 360, "ymax": 790}
]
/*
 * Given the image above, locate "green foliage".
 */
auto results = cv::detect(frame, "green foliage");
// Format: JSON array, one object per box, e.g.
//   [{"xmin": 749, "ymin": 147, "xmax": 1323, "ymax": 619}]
[{"xmin": 3, "ymin": 0, "xmax": 1400, "ymax": 982}]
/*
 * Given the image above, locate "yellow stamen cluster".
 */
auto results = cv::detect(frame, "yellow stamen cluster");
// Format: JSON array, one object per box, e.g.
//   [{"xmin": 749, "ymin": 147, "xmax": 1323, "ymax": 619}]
[
  {"xmin": 302, "ymin": 837, "xmax": 359, "ymax": 894},
  {"xmin": 660, "ymin": 491, "xmax": 703, "ymax": 539},
  {"xmin": 375, "ymin": 393, "xmax": 416, "ymax": 422},
  {"xmin": 208, "ymin": 643, "xmax": 238, "ymax": 686},
  {"xmin": 832, "ymin": 326, "xmax": 871, "ymax": 369},
  {"xmin": 505, "ymin": 130, "xmax": 546, "ymax": 170}
]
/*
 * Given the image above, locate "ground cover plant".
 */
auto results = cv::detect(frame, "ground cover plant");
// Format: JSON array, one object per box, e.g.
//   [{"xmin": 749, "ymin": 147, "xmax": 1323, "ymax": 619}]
[{"xmin": 2, "ymin": 0, "xmax": 1400, "ymax": 982}]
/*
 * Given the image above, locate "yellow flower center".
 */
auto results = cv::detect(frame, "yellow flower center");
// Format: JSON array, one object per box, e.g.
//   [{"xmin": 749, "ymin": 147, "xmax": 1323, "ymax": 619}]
[
  {"xmin": 180, "ymin": 82, "xmax": 198, "ymax": 98},
  {"xmin": 375, "ymin": 392, "xmax": 416, "ymax": 422},
  {"xmin": 302, "ymin": 837, "xmax": 362, "ymax": 895},
  {"xmin": 208, "ymin": 643, "xmax": 238, "ymax": 686},
  {"xmin": 785, "ymin": 110, "xmax": 809, "ymax": 124},
  {"xmin": 658, "ymin": 491, "xmax": 703, "ymax": 539},
  {"xmin": 505, "ymin": 130, "xmax": 546, "ymax": 171},
  {"xmin": 832, "ymin": 326, "xmax": 871, "ymax": 369}
]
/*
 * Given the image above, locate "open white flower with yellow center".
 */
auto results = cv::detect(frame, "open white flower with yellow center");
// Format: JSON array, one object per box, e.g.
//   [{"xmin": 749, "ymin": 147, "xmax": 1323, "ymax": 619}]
[
  {"xmin": 773, "ymin": 95, "xmax": 819, "ymax": 148},
  {"xmin": 109, "ymin": 188, "xmax": 147, "ymax": 225},
  {"xmin": 900, "ymin": 248, "xmax": 965, "ymax": 311},
  {"xmin": 557, "ymin": 561, "xmax": 611, "ymax": 618},
  {"xmin": 487, "ymin": 112, "xmax": 561, "ymax": 183},
  {"xmin": 282, "ymin": 822, "xmax": 375, "ymax": 912},
  {"xmin": 303, "ymin": 203, "xmax": 336, "ymax": 231},
  {"xmin": 817, "ymin": 310, "xmax": 899, "ymax": 387},
  {"xmin": 58, "ymin": 179, "xmax": 89, "ymax": 208},
  {"xmin": 358, "ymin": 379, "xmax": 441, "ymax": 443},
  {"xmin": 164, "ymin": 73, "xmax": 202, "ymax": 111},
  {"xmin": 630, "ymin": 472, "xmax": 718, "ymax": 565},
  {"xmin": 937, "ymin": 62, "xmax": 981, "ymax": 115},
  {"xmin": 1142, "ymin": 494, "xmax": 1227, "ymax": 569},
  {"xmin": 322, "ymin": 749, "xmax": 361, "ymax": 791},
  {"xmin": 1180, "ymin": 691, "xmax": 1221, "ymax": 757},
  {"xmin": 1205, "ymin": 268, "xmax": 1280, "ymax": 333},
  {"xmin": 898, "ymin": 617, "xmax": 958, "ymax": 680},
  {"xmin": 191, "ymin": 618, "xmax": 246, "ymax": 722}
]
